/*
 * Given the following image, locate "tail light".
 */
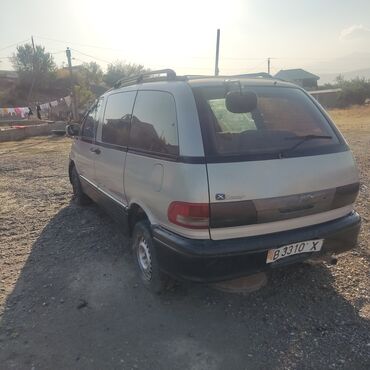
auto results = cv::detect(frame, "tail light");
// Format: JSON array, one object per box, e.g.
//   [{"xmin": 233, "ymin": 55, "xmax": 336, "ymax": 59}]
[{"xmin": 168, "ymin": 202, "xmax": 209, "ymax": 229}]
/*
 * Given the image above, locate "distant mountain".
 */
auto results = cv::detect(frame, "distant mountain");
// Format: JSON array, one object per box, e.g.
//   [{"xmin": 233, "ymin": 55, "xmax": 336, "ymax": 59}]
[
  {"xmin": 318, "ymin": 68, "xmax": 370, "ymax": 85},
  {"xmin": 303, "ymin": 52, "xmax": 370, "ymax": 85},
  {"xmin": 308, "ymin": 52, "xmax": 370, "ymax": 74}
]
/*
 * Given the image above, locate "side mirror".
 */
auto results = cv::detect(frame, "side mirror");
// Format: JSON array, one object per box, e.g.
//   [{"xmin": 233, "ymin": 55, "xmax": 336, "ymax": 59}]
[
  {"xmin": 66, "ymin": 124, "xmax": 80, "ymax": 137},
  {"xmin": 225, "ymin": 91, "xmax": 257, "ymax": 113}
]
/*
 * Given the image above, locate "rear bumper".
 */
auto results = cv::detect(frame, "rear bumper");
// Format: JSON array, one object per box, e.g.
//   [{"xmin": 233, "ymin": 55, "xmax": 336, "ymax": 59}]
[{"xmin": 152, "ymin": 212, "xmax": 361, "ymax": 283}]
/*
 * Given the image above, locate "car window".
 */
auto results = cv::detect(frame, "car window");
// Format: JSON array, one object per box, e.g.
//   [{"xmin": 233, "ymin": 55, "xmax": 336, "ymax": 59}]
[
  {"xmin": 81, "ymin": 99, "xmax": 102, "ymax": 139},
  {"xmin": 208, "ymin": 99, "xmax": 257, "ymax": 132},
  {"xmin": 129, "ymin": 91, "xmax": 178, "ymax": 156},
  {"xmin": 101, "ymin": 91, "xmax": 136, "ymax": 146},
  {"xmin": 193, "ymin": 86, "xmax": 340, "ymax": 158}
]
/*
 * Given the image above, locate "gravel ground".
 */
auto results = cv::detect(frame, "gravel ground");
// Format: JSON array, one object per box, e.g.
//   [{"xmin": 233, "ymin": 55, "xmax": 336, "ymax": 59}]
[{"xmin": 0, "ymin": 117, "xmax": 369, "ymax": 369}]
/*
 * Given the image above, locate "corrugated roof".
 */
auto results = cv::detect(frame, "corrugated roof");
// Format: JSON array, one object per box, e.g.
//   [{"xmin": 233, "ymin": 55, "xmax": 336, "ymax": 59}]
[
  {"xmin": 310, "ymin": 88, "xmax": 342, "ymax": 95},
  {"xmin": 275, "ymin": 69, "xmax": 320, "ymax": 81}
]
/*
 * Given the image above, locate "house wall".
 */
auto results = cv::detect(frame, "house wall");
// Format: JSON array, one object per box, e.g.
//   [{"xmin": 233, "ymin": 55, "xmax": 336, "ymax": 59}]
[
  {"xmin": 0, "ymin": 121, "xmax": 66, "ymax": 142},
  {"xmin": 310, "ymin": 90, "xmax": 341, "ymax": 108},
  {"xmin": 298, "ymin": 78, "xmax": 318, "ymax": 89}
]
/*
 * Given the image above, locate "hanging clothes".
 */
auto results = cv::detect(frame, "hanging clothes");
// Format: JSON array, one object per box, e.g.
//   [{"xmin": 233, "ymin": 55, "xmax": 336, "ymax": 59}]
[
  {"xmin": 20, "ymin": 107, "xmax": 28, "ymax": 117},
  {"xmin": 14, "ymin": 107, "xmax": 22, "ymax": 116},
  {"xmin": 40, "ymin": 103, "xmax": 49, "ymax": 111}
]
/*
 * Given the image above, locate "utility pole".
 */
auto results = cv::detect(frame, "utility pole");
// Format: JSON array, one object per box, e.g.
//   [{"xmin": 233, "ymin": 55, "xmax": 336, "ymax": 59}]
[
  {"xmin": 31, "ymin": 35, "xmax": 36, "ymax": 53},
  {"xmin": 27, "ymin": 36, "xmax": 37, "ymax": 103},
  {"xmin": 267, "ymin": 57, "xmax": 271, "ymax": 75},
  {"xmin": 66, "ymin": 47, "xmax": 78, "ymax": 121},
  {"xmin": 214, "ymin": 29, "xmax": 220, "ymax": 76}
]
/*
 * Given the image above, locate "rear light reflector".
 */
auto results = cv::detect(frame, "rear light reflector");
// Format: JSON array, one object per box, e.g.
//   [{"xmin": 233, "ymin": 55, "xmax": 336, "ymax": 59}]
[{"xmin": 168, "ymin": 202, "xmax": 209, "ymax": 229}]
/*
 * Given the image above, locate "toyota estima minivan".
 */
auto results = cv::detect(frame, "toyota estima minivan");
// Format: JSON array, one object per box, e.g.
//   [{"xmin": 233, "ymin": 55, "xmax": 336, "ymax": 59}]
[{"xmin": 67, "ymin": 69, "xmax": 361, "ymax": 292}]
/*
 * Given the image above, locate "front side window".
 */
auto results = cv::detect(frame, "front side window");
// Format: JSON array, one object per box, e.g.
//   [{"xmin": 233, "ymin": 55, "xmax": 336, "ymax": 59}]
[
  {"xmin": 193, "ymin": 85, "xmax": 343, "ymax": 159},
  {"xmin": 101, "ymin": 91, "xmax": 136, "ymax": 146},
  {"xmin": 130, "ymin": 91, "xmax": 179, "ymax": 156},
  {"xmin": 81, "ymin": 99, "xmax": 102, "ymax": 139}
]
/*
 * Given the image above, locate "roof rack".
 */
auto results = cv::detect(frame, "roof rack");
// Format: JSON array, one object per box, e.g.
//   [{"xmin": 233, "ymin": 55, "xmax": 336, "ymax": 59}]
[
  {"xmin": 109, "ymin": 70, "xmax": 275, "ymax": 91},
  {"xmin": 183, "ymin": 74, "xmax": 211, "ymax": 80},
  {"xmin": 183, "ymin": 73, "xmax": 274, "ymax": 81},
  {"xmin": 112, "ymin": 69, "xmax": 179, "ymax": 89},
  {"xmin": 231, "ymin": 72, "xmax": 273, "ymax": 79}
]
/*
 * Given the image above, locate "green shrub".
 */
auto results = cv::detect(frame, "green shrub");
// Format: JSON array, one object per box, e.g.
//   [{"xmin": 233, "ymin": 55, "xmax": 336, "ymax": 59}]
[{"xmin": 336, "ymin": 76, "xmax": 370, "ymax": 107}]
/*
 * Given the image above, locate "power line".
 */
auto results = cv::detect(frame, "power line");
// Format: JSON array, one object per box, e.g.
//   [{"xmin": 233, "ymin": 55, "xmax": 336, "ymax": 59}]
[
  {"xmin": 72, "ymin": 57, "xmax": 89, "ymax": 64},
  {"xmin": 70, "ymin": 49, "xmax": 111, "ymax": 64},
  {"xmin": 0, "ymin": 38, "xmax": 30, "ymax": 52},
  {"xmin": 50, "ymin": 50, "xmax": 66, "ymax": 55},
  {"xmin": 35, "ymin": 35, "xmax": 127, "ymax": 53},
  {"xmin": 33, "ymin": 35, "xmax": 330, "ymax": 61},
  {"xmin": 17, "ymin": 35, "xmax": 370, "ymax": 64}
]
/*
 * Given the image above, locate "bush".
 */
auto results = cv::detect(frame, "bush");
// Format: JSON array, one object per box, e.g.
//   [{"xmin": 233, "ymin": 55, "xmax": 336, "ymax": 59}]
[{"xmin": 336, "ymin": 76, "xmax": 370, "ymax": 107}]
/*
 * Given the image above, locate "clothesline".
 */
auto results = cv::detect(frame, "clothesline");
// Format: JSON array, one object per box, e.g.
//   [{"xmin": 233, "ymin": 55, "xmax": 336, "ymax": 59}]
[{"xmin": 0, "ymin": 95, "xmax": 72, "ymax": 118}]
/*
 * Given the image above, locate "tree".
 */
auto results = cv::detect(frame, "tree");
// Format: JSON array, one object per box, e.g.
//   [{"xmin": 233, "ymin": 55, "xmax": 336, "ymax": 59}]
[
  {"xmin": 103, "ymin": 61, "xmax": 148, "ymax": 87},
  {"xmin": 81, "ymin": 62, "xmax": 103, "ymax": 85},
  {"xmin": 74, "ymin": 85, "xmax": 95, "ymax": 112},
  {"xmin": 336, "ymin": 76, "xmax": 370, "ymax": 107},
  {"xmin": 11, "ymin": 43, "xmax": 56, "ymax": 89}
]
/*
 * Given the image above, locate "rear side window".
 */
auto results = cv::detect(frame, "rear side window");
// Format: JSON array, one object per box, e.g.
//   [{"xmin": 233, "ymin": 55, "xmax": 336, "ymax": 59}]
[
  {"xmin": 81, "ymin": 99, "xmax": 103, "ymax": 139},
  {"xmin": 193, "ymin": 86, "xmax": 342, "ymax": 159},
  {"xmin": 130, "ymin": 91, "xmax": 179, "ymax": 156},
  {"xmin": 101, "ymin": 91, "xmax": 136, "ymax": 146}
]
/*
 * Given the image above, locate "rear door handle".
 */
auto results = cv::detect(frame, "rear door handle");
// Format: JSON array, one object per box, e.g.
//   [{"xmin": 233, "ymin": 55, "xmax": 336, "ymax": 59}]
[{"xmin": 90, "ymin": 147, "xmax": 101, "ymax": 154}]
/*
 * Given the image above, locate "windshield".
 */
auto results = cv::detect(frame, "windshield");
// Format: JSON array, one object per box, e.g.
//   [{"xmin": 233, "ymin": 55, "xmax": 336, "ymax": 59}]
[{"xmin": 192, "ymin": 85, "xmax": 343, "ymax": 159}]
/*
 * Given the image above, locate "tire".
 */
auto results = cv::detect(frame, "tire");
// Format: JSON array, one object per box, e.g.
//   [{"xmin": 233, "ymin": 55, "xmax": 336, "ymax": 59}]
[
  {"xmin": 132, "ymin": 220, "xmax": 174, "ymax": 293},
  {"xmin": 70, "ymin": 166, "xmax": 91, "ymax": 206}
]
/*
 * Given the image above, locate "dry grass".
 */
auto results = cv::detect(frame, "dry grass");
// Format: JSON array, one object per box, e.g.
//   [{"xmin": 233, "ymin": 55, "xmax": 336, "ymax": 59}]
[
  {"xmin": 328, "ymin": 105, "xmax": 370, "ymax": 133},
  {"xmin": 0, "ymin": 111, "xmax": 369, "ymax": 369}
]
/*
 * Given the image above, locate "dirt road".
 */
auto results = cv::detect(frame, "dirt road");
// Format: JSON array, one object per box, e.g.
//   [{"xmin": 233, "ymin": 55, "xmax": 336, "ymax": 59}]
[{"xmin": 0, "ymin": 108, "xmax": 369, "ymax": 369}]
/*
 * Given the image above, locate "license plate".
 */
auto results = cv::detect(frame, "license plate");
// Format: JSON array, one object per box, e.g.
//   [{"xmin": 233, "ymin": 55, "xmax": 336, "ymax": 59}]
[{"xmin": 266, "ymin": 239, "xmax": 323, "ymax": 264}]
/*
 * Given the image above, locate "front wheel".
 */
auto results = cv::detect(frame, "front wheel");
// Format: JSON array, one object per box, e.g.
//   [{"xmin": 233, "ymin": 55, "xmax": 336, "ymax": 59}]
[{"xmin": 132, "ymin": 220, "xmax": 173, "ymax": 293}]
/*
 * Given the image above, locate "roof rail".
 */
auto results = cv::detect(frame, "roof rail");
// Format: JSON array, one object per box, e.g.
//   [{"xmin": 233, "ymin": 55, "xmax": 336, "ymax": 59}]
[
  {"xmin": 112, "ymin": 69, "xmax": 178, "ymax": 89},
  {"xmin": 183, "ymin": 74, "xmax": 211, "ymax": 80},
  {"xmin": 232, "ymin": 72, "xmax": 273, "ymax": 79}
]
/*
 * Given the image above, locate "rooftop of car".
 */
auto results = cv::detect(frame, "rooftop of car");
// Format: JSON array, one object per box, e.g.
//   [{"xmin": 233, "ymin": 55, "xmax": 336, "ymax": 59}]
[
  {"xmin": 108, "ymin": 69, "xmax": 298, "ymax": 92},
  {"xmin": 186, "ymin": 76, "xmax": 296, "ymax": 89}
]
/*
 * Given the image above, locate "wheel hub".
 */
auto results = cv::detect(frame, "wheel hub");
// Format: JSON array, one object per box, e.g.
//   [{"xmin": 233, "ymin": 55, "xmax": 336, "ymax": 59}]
[{"xmin": 137, "ymin": 237, "xmax": 152, "ymax": 281}]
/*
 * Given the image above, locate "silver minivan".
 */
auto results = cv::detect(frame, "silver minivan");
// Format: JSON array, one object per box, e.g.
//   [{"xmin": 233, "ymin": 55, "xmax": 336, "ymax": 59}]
[{"xmin": 67, "ymin": 69, "xmax": 361, "ymax": 292}]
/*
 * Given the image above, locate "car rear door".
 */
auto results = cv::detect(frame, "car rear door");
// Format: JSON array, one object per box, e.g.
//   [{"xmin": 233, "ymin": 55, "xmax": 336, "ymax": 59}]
[
  {"xmin": 94, "ymin": 90, "xmax": 137, "ymax": 204},
  {"xmin": 191, "ymin": 84, "xmax": 359, "ymax": 240},
  {"xmin": 73, "ymin": 100, "xmax": 103, "ymax": 183}
]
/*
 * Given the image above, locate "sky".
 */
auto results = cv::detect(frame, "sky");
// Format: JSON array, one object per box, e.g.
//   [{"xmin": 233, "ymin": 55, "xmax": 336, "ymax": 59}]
[{"xmin": 1, "ymin": 0, "xmax": 370, "ymax": 76}]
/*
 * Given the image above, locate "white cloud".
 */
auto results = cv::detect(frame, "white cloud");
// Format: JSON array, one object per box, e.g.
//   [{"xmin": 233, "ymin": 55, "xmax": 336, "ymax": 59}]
[{"xmin": 340, "ymin": 24, "xmax": 370, "ymax": 40}]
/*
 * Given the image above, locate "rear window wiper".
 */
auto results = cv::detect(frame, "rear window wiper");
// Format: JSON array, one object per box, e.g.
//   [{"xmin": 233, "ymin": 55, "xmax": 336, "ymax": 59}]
[{"xmin": 280, "ymin": 134, "xmax": 332, "ymax": 157}]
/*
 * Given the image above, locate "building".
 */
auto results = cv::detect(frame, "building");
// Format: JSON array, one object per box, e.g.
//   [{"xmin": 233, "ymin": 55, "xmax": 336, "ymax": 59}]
[
  {"xmin": 274, "ymin": 69, "xmax": 320, "ymax": 89},
  {"xmin": 309, "ymin": 88, "xmax": 342, "ymax": 108}
]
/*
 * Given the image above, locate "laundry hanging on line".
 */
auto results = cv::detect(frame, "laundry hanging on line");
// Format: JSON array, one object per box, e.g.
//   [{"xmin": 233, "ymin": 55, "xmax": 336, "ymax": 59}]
[{"xmin": 0, "ymin": 95, "xmax": 72, "ymax": 118}]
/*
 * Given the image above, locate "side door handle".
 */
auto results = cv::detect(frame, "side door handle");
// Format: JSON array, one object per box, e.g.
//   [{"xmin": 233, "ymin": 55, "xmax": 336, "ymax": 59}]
[{"xmin": 90, "ymin": 147, "xmax": 101, "ymax": 155}]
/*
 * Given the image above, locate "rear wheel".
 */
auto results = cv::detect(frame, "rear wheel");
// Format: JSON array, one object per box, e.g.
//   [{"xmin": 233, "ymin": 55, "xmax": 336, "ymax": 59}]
[
  {"xmin": 70, "ymin": 166, "xmax": 91, "ymax": 206},
  {"xmin": 132, "ymin": 220, "xmax": 173, "ymax": 293}
]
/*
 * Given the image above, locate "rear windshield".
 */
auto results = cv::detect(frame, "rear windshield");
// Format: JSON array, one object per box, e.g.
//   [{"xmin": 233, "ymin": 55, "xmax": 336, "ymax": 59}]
[{"xmin": 192, "ymin": 85, "xmax": 343, "ymax": 159}]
